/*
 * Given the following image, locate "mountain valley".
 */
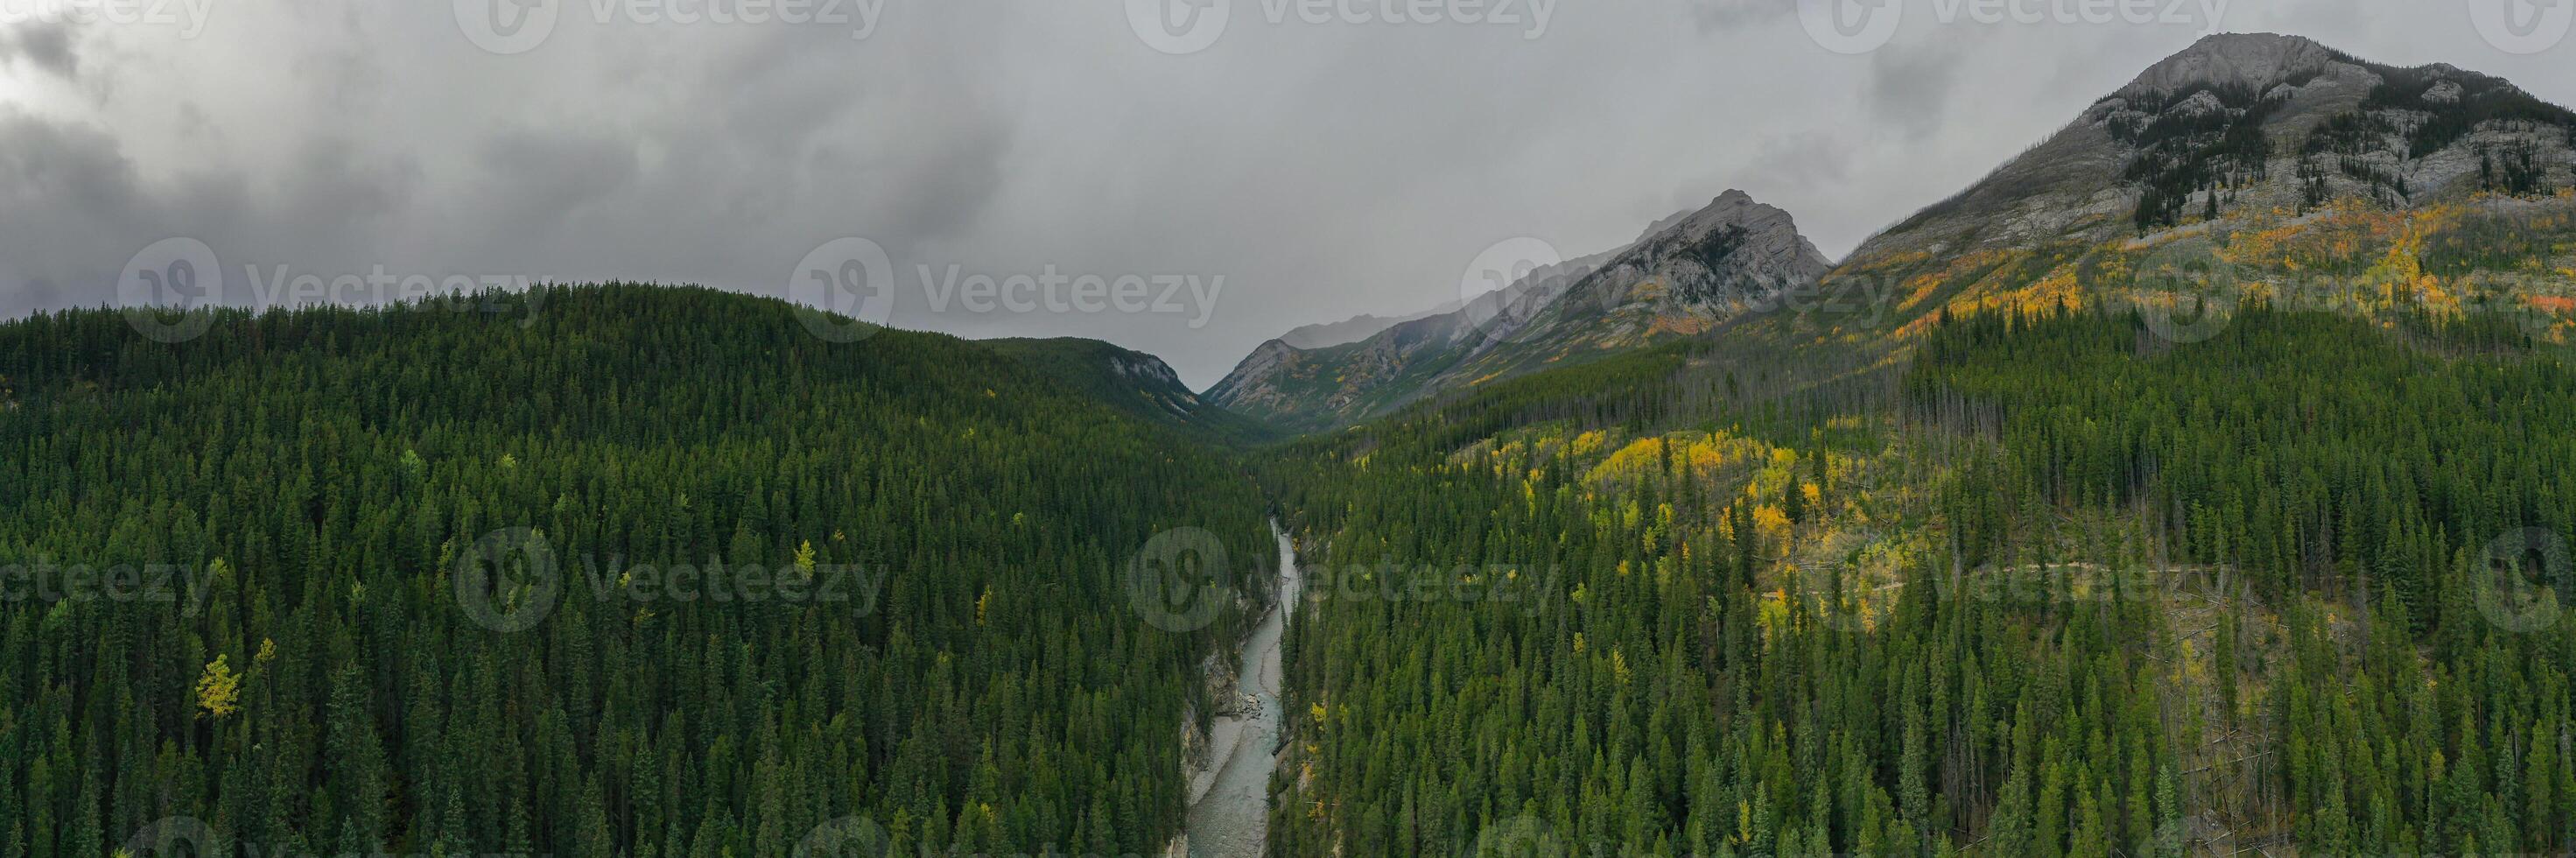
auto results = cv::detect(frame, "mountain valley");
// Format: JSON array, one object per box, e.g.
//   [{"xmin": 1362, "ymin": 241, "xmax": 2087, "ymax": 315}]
[{"xmin": 6, "ymin": 29, "xmax": 2576, "ymax": 858}]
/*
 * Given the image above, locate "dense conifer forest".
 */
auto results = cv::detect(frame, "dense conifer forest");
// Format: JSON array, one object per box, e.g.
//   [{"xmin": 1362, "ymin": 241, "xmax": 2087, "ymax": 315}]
[
  {"xmin": 0, "ymin": 285, "xmax": 1274, "ymax": 857},
  {"xmin": 1257, "ymin": 304, "xmax": 2576, "ymax": 855},
  {"xmin": 5, "ymin": 265, "xmax": 2572, "ymax": 858}
]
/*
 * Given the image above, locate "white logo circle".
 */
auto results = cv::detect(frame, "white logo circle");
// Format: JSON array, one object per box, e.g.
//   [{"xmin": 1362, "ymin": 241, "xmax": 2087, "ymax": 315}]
[
  {"xmin": 2475, "ymin": 527, "xmax": 2569, "ymax": 634},
  {"xmin": 454, "ymin": 526, "xmax": 562, "ymax": 633},
  {"xmin": 2133, "ymin": 242, "xmax": 2238, "ymax": 345},
  {"xmin": 2471, "ymin": 0, "xmax": 2573, "ymax": 55},
  {"xmin": 2490, "ymin": 273, "xmax": 2567, "ymax": 343},
  {"xmin": 1473, "ymin": 815, "xmax": 1568, "ymax": 857},
  {"xmin": 790, "ymin": 237, "xmax": 896, "ymax": 343},
  {"xmin": 119, "ymin": 237, "xmax": 224, "ymax": 344},
  {"xmin": 1127, "ymin": 0, "xmax": 1231, "ymax": 55},
  {"xmin": 455, "ymin": 0, "xmax": 561, "ymax": 55},
  {"xmin": 794, "ymin": 817, "xmax": 891, "ymax": 858},
  {"xmin": 1798, "ymin": 0, "xmax": 1902, "ymax": 55},
  {"xmin": 1457, "ymin": 236, "xmax": 1566, "ymax": 342},
  {"xmin": 1126, "ymin": 527, "xmax": 1232, "ymax": 633},
  {"xmin": 123, "ymin": 817, "xmax": 221, "ymax": 857},
  {"xmin": 1794, "ymin": 527, "xmax": 1894, "ymax": 633}
]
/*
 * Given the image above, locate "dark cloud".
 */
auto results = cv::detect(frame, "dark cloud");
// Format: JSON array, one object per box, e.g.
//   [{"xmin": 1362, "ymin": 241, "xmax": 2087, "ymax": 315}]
[
  {"xmin": 475, "ymin": 130, "xmax": 639, "ymax": 241},
  {"xmin": 1744, "ymin": 132, "xmax": 1857, "ymax": 193},
  {"xmin": 0, "ymin": 22, "xmax": 78, "ymax": 79},
  {"xmin": 281, "ymin": 137, "xmax": 420, "ymax": 243},
  {"xmin": 1868, "ymin": 39, "xmax": 1968, "ymax": 139},
  {"xmin": 0, "ymin": 115, "xmax": 156, "ymax": 309},
  {"xmin": 0, "ymin": 111, "xmax": 241, "ymax": 316}
]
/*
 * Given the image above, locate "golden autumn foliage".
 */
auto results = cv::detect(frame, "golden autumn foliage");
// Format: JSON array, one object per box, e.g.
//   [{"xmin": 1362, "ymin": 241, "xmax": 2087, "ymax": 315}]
[
  {"xmin": 1583, "ymin": 430, "xmax": 1775, "ymax": 486},
  {"xmin": 1751, "ymin": 504, "xmax": 1793, "ymax": 547},
  {"xmin": 195, "ymin": 655, "xmax": 241, "ymax": 719}
]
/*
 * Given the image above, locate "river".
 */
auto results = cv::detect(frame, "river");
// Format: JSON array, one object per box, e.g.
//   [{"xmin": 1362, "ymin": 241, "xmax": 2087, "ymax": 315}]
[{"xmin": 1183, "ymin": 522, "xmax": 1301, "ymax": 857}]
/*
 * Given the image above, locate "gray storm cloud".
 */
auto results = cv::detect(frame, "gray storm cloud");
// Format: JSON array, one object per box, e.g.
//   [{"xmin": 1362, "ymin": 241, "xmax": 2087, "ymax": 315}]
[{"xmin": 0, "ymin": 0, "xmax": 2567, "ymax": 388}]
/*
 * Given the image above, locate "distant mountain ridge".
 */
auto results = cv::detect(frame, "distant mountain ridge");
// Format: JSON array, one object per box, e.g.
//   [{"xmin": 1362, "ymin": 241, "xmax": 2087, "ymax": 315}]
[
  {"xmin": 983, "ymin": 337, "xmax": 1276, "ymax": 442},
  {"xmin": 1844, "ymin": 32, "xmax": 2576, "ymax": 270},
  {"xmin": 1206, "ymin": 190, "xmax": 1831, "ymax": 431},
  {"xmin": 1211, "ymin": 32, "xmax": 2576, "ymax": 433},
  {"xmin": 1279, "ymin": 304, "xmax": 1463, "ymax": 349}
]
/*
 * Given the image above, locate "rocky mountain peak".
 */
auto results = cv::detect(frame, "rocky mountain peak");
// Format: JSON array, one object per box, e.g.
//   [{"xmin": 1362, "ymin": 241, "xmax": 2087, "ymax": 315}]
[
  {"xmin": 1850, "ymin": 32, "xmax": 2576, "ymax": 270},
  {"xmin": 2119, "ymin": 32, "xmax": 2341, "ymax": 96},
  {"xmin": 1627, "ymin": 190, "xmax": 1832, "ymax": 285},
  {"xmin": 1627, "ymin": 191, "xmax": 1791, "ymax": 250},
  {"xmin": 1205, "ymin": 188, "xmax": 1832, "ymax": 430}
]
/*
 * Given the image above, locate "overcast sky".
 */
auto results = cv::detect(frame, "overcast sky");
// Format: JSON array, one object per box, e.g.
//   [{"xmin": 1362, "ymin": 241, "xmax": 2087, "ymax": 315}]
[{"xmin": 2, "ymin": 0, "xmax": 2571, "ymax": 387}]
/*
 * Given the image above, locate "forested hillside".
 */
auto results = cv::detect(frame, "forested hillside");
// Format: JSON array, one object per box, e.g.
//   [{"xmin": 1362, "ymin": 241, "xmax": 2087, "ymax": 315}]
[
  {"xmin": 11, "ymin": 30, "xmax": 2576, "ymax": 858},
  {"xmin": 0, "ymin": 285, "xmax": 1274, "ymax": 857},
  {"xmin": 1257, "ymin": 299, "xmax": 2576, "ymax": 854},
  {"xmin": 980, "ymin": 337, "xmax": 1278, "ymax": 444},
  {"xmin": 1913, "ymin": 307, "xmax": 2576, "ymax": 854}
]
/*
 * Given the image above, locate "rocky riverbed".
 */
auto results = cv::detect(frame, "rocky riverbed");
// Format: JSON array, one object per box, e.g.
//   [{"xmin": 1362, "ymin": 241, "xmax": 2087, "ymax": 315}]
[{"xmin": 1181, "ymin": 523, "xmax": 1300, "ymax": 857}]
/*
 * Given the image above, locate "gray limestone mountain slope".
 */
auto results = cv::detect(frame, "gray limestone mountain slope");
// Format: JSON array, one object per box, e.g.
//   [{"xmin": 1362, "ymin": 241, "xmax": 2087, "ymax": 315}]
[
  {"xmin": 1279, "ymin": 304, "xmax": 1464, "ymax": 350},
  {"xmin": 1205, "ymin": 190, "xmax": 1831, "ymax": 432},
  {"xmin": 1841, "ymin": 32, "xmax": 2576, "ymax": 271},
  {"xmin": 1208, "ymin": 32, "xmax": 2576, "ymax": 433}
]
